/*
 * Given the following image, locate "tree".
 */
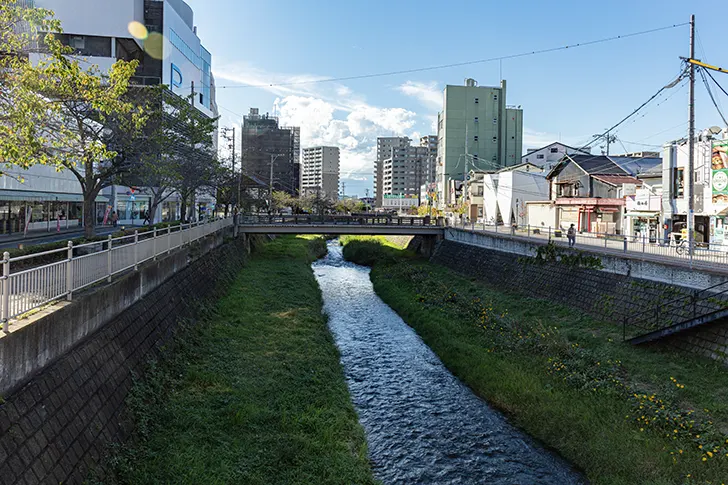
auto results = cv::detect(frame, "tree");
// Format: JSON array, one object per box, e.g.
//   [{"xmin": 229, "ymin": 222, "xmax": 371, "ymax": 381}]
[
  {"xmin": 0, "ymin": 1, "xmax": 64, "ymax": 172},
  {"xmin": 131, "ymin": 87, "xmax": 218, "ymax": 224},
  {"xmin": 20, "ymin": 38, "xmax": 147, "ymax": 237},
  {"xmin": 271, "ymin": 190, "xmax": 292, "ymax": 212}
]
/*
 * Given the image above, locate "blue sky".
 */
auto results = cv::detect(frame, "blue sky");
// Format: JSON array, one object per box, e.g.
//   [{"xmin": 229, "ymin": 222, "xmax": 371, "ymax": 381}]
[{"xmin": 186, "ymin": 0, "xmax": 725, "ymax": 197}]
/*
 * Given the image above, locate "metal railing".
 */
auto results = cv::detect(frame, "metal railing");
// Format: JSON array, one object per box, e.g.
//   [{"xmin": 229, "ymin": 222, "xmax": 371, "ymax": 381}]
[
  {"xmin": 240, "ymin": 214, "xmax": 443, "ymax": 226},
  {"xmin": 622, "ymin": 278, "xmax": 728, "ymax": 342},
  {"xmin": 1, "ymin": 217, "xmax": 233, "ymax": 331},
  {"xmin": 448, "ymin": 219, "xmax": 728, "ymax": 269}
]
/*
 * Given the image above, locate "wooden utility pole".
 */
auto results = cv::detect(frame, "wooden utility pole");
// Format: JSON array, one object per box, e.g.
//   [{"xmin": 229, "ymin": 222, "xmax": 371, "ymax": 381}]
[{"xmin": 688, "ymin": 14, "xmax": 696, "ymax": 256}]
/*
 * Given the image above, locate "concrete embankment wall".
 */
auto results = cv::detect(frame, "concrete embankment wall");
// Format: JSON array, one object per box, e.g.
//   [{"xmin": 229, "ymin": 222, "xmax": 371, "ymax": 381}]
[
  {"xmin": 434, "ymin": 230, "xmax": 728, "ymax": 364},
  {"xmin": 0, "ymin": 235, "xmax": 253, "ymax": 485}
]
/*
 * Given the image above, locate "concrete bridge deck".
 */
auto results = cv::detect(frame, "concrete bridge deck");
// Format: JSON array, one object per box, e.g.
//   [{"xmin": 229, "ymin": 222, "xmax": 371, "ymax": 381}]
[{"xmin": 237, "ymin": 215, "xmax": 445, "ymax": 236}]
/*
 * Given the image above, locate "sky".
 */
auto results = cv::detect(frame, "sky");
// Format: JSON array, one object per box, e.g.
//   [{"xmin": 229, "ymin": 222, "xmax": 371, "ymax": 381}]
[{"xmin": 185, "ymin": 0, "xmax": 726, "ymax": 197}]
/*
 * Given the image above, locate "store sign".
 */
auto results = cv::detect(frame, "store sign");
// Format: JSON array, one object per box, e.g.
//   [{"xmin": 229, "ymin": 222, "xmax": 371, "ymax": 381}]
[
  {"xmin": 712, "ymin": 140, "xmax": 728, "ymax": 207},
  {"xmin": 383, "ymin": 194, "xmax": 418, "ymax": 199}
]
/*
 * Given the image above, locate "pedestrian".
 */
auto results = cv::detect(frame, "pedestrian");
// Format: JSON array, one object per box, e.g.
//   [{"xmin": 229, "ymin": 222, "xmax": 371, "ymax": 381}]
[
  {"xmin": 111, "ymin": 210, "xmax": 119, "ymax": 227},
  {"xmin": 143, "ymin": 210, "xmax": 150, "ymax": 225},
  {"xmin": 567, "ymin": 223, "xmax": 576, "ymax": 248}
]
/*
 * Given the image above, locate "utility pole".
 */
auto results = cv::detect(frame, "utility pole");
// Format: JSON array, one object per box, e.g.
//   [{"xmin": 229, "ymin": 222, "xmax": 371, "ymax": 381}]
[
  {"xmin": 688, "ymin": 14, "xmax": 696, "ymax": 256},
  {"xmin": 341, "ymin": 181, "xmax": 346, "ymax": 199},
  {"xmin": 191, "ymin": 81, "xmax": 195, "ymax": 107},
  {"xmin": 269, "ymin": 153, "xmax": 275, "ymax": 212}
]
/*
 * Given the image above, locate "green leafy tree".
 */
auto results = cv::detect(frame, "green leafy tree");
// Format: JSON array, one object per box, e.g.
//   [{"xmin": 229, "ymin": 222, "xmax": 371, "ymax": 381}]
[
  {"xmin": 131, "ymin": 87, "xmax": 218, "ymax": 224},
  {"xmin": 20, "ymin": 38, "xmax": 147, "ymax": 237},
  {"xmin": 0, "ymin": 0, "xmax": 63, "ymax": 172}
]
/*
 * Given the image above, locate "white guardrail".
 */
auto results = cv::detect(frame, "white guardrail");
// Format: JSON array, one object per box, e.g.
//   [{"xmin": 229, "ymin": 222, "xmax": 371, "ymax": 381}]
[
  {"xmin": 449, "ymin": 220, "xmax": 728, "ymax": 268},
  {"xmin": 1, "ymin": 217, "xmax": 233, "ymax": 331}
]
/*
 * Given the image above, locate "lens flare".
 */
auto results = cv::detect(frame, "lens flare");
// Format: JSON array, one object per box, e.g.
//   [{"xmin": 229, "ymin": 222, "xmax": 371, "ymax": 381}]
[
  {"xmin": 127, "ymin": 21, "xmax": 148, "ymax": 40},
  {"xmin": 144, "ymin": 32, "xmax": 165, "ymax": 60}
]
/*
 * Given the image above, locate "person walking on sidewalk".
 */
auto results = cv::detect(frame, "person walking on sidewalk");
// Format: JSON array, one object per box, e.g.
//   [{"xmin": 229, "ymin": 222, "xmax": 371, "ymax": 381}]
[
  {"xmin": 111, "ymin": 211, "xmax": 119, "ymax": 227},
  {"xmin": 567, "ymin": 223, "xmax": 576, "ymax": 248}
]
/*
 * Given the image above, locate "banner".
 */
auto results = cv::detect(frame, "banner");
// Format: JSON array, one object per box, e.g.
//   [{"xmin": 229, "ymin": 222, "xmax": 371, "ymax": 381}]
[{"xmin": 712, "ymin": 140, "xmax": 728, "ymax": 207}]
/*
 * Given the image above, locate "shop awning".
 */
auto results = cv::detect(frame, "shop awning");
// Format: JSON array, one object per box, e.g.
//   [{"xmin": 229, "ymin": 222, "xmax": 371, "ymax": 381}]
[
  {"xmin": 624, "ymin": 212, "xmax": 659, "ymax": 217},
  {"xmin": 0, "ymin": 190, "xmax": 108, "ymax": 203}
]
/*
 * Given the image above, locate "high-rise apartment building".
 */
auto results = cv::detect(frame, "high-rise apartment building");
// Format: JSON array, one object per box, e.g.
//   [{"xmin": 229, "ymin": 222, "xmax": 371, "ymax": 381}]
[
  {"xmin": 373, "ymin": 136, "xmax": 438, "ymax": 208},
  {"xmin": 374, "ymin": 137, "xmax": 411, "ymax": 207},
  {"xmin": 241, "ymin": 108, "xmax": 300, "ymax": 196},
  {"xmin": 420, "ymin": 135, "xmax": 438, "ymax": 188},
  {"xmin": 301, "ymin": 147, "xmax": 340, "ymax": 200},
  {"xmin": 436, "ymin": 79, "xmax": 523, "ymax": 208}
]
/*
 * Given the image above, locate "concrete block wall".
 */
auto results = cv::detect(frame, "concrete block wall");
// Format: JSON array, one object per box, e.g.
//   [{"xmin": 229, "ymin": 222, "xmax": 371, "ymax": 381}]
[
  {"xmin": 431, "ymin": 239, "xmax": 728, "ymax": 365},
  {"xmin": 0, "ymin": 238, "xmax": 248, "ymax": 485}
]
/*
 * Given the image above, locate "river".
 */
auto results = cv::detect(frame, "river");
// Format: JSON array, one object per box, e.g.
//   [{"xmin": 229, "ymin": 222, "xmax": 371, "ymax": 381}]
[{"xmin": 312, "ymin": 241, "xmax": 586, "ymax": 485}]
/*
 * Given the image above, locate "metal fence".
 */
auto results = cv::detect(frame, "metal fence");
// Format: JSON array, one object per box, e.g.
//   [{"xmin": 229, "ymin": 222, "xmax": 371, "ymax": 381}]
[
  {"xmin": 1, "ymin": 217, "xmax": 233, "ymax": 331},
  {"xmin": 448, "ymin": 220, "xmax": 728, "ymax": 269},
  {"xmin": 239, "ymin": 214, "xmax": 442, "ymax": 226}
]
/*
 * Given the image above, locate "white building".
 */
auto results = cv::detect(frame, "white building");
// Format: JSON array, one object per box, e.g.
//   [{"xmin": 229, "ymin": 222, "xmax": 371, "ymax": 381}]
[
  {"xmin": 374, "ymin": 137, "xmax": 410, "ymax": 208},
  {"xmin": 301, "ymin": 147, "xmax": 340, "ymax": 200},
  {"xmin": 662, "ymin": 128, "xmax": 728, "ymax": 246},
  {"xmin": 31, "ymin": 0, "xmax": 219, "ymax": 225},
  {"xmin": 521, "ymin": 142, "xmax": 590, "ymax": 172},
  {"xmin": 468, "ymin": 164, "xmax": 548, "ymax": 225}
]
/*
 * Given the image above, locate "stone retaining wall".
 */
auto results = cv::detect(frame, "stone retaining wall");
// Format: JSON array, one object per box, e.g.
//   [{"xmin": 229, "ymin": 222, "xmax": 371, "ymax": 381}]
[
  {"xmin": 431, "ymin": 239, "xmax": 728, "ymax": 364},
  {"xmin": 0, "ymin": 237, "xmax": 249, "ymax": 485}
]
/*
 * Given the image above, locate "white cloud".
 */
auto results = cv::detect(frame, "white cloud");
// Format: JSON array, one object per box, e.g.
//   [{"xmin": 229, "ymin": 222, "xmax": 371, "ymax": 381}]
[
  {"xmin": 523, "ymin": 128, "xmax": 565, "ymax": 149},
  {"xmin": 397, "ymin": 81, "xmax": 442, "ymax": 109}
]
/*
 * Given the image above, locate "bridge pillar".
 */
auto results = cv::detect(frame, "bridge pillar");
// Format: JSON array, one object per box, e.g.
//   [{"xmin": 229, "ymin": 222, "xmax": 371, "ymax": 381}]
[{"xmin": 409, "ymin": 234, "xmax": 443, "ymax": 258}]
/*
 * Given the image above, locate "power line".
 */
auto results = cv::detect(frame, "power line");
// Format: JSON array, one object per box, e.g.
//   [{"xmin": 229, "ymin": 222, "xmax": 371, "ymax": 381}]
[
  {"xmin": 698, "ymin": 67, "xmax": 728, "ymax": 126},
  {"xmin": 207, "ymin": 23, "xmax": 687, "ymax": 90}
]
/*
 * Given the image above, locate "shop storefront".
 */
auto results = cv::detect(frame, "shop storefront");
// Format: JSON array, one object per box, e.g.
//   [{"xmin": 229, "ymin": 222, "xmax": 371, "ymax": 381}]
[
  {"xmin": 555, "ymin": 198, "xmax": 625, "ymax": 234},
  {"xmin": 0, "ymin": 190, "xmax": 106, "ymax": 234},
  {"xmin": 625, "ymin": 188, "xmax": 662, "ymax": 243}
]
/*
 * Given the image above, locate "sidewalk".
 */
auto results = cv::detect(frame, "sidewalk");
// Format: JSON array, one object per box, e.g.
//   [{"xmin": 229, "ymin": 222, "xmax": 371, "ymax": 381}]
[{"xmin": 0, "ymin": 225, "xmax": 128, "ymax": 250}]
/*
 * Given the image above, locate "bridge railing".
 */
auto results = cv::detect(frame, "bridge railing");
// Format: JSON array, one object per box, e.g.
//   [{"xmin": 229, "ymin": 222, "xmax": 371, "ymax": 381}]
[
  {"xmin": 239, "ymin": 214, "xmax": 442, "ymax": 226},
  {"xmin": 1, "ymin": 217, "xmax": 234, "ymax": 331}
]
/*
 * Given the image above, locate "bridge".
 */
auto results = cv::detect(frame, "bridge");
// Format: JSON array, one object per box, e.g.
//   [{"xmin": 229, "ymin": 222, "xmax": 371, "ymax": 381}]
[{"xmin": 237, "ymin": 214, "xmax": 446, "ymax": 236}]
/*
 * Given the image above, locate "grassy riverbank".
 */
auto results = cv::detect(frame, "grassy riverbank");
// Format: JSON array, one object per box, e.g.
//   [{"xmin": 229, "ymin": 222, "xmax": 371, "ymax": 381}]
[
  {"xmin": 342, "ymin": 237, "xmax": 728, "ymax": 485},
  {"xmin": 100, "ymin": 236, "xmax": 378, "ymax": 485}
]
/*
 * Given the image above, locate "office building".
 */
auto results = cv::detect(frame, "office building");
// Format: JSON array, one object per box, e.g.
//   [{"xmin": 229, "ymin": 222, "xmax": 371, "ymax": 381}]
[
  {"xmin": 241, "ymin": 108, "xmax": 300, "ymax": 196},
  {"xmin": 436, "ymin": 78, "xmax": 523, "ymax": 208},
  {"xmin": 301, "ymin": 146, "xmax": 340, "ymax": 200},
  {"xmin": 17, "ymin": 0, "xmax": 218, "ymax": 226}
]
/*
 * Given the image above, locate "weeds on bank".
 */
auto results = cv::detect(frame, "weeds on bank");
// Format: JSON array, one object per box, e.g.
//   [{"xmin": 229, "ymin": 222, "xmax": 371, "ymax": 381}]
[
  {"xmin": 95, "ymin": 236, "xmax": 377, "ymax": 485},
  {"xmin": 343, "ymin": 237, "xmax": 728, "ymax": 484}
]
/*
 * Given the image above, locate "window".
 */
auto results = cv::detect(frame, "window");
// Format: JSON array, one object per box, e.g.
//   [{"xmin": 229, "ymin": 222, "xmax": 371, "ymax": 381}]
[
  {"xmin": 492, "ymin": 137, "xmax": 497, "ymax": 143},
  {"xmin": 550, "ymin": 147, "xmax": 559, "ymax": 153},
  {"xmin": 69, "ymin": 36, "xmax": 85, "ymax": 49},
  {"xmin": 493, "ymin": 94, "xmax": 498, "ymax": 101},
  {"xmin": 474, "ymin": 135, "xmax": 479, "ymax": 142},
  {"xmin": 673, "ymin": 167, "xmax": 685, "ymax": 198},
  {"xmin": 493, "ymin": 118, "xmax": 498, "ymax": 124},
  {"xmin": 474, "ymin": 97, "xmax": 479, "ymax": 104},
  {"xmin": 474, "ymin": 117, "xmax": 479, "ymax": 123},
  {"xmin": 537, "ymin": 154, "xmax": 545, "ymax": 159}
]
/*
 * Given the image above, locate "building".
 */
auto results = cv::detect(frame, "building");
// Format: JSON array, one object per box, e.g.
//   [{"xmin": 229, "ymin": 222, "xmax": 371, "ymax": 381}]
[
  {"xmin": 30, "ymin": 0, "xmax": 219, "ymax": 225},
  {"xmin": 662, "ymin": 128, "xmax": 728, "ymax": 246},
  {"xmin": 374, "ymin": 137, "xmax": 410, "ymax": 207},
  {"xmin": 301, "ymin": 146, "xmax": 340, "ymax": 200},
  {"xmin": 537, "ymin": 154, "xmax": 641, "ymax": 234},
  {"xmin": 382, "ymin": 145, "xmax": 431, "ymax": 200},
  {"xmin": 467, "ymin": 164, "xmax": 548, "ymax": 224},
  {"xmin": 420, "ymin": 135, "xmax": 438, "ymax": 186},
  {"xmin": 612, "ymin": 156, "xmax": 663, "ymax": 242},
  {"xmin": 522, "ymin": 142, "xmax": 590, "ymax": 172},
  {"xmin": 436, "ymin": 78, "xmax": 523, "ymax": 208},
  {"xmin": 241, "ymin": 108, "xmax": 300, "ymax": 197}
]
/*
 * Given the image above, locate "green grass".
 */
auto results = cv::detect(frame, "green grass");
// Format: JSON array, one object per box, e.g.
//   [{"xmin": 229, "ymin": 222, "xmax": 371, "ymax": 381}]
[
  {"xmin": 99, "ymin": 235, "xmax": 378, "ymax": 485},
  {"xmin": 342, "ymin": 237, "xmax": 728, "ymax": 485}
]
